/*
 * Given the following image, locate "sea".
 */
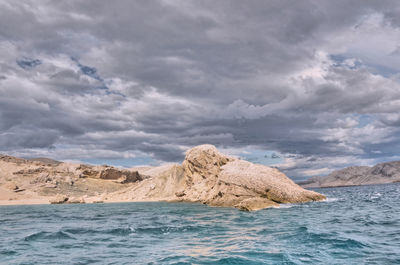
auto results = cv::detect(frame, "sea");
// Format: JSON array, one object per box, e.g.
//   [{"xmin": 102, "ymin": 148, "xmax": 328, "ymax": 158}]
[{"xmin": 1, "ymin": 183, "xmax": 399, "ymax": 265}]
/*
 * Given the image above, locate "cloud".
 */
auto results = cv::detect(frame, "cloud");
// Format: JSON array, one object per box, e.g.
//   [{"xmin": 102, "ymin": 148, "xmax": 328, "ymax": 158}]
[{"xmin": 1, "ymin": 0, "xmax": 400, "ymax": 178}]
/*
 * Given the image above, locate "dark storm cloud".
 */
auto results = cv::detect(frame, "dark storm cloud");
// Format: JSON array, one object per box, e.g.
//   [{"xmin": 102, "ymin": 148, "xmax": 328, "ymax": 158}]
[{"xmin": 1, "ymin": 0, "xmax": 400, "ymax": 177}]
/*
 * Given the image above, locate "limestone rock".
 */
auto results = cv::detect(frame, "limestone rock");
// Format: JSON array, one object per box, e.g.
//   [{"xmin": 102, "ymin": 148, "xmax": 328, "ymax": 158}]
[
  {"xmin": 218, "ymin": 160, "xmax": 325, "ymax": 204},
  {"xmin": 49, "ymin": 194, "xmax": 69, "ymax": 204},
  {"xmin": 181, "ymin": 145, "xmax": 233, "ymax": 201},
  {"xmin": 0, "ymin": 146, "xmax": 326, "ymax": 211},
  {"xmin": 79, "ymin": 166, "xmax": 99, "ymax": 178},
  {"xmin": 234, "ymin": 197, "xmax": 280, "ymax": 211},
  {"xmin": 30, "ymin": 173, "xmax": 51, "ymax": 184},
  {"xmin": 129, "ymin": 144, "xmax": 325, "ymax": 211},
  {"xmin": 100, "ymin": 168, "xmax": 142, "ymax": 183},
  {"xmin": 67, "ymin": 197, "xmax": 85, "ymax": 204},
  {"xmin": 122, "ymin": 164, "xmax": 185, "ymax": 200},
  {"xmin": 76, "ymin": 164, "xmax": 143, "ymax": 183}
]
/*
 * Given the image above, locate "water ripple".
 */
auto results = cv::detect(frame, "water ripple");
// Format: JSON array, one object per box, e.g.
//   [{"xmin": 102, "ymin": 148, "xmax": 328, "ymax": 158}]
[
  {"xmin": 24, "ymin": 231, "xmax": 75, "ymax": 242},
  {"xmin": 1, "ymin": 184, "xmax": 399, "ymax": 264}
]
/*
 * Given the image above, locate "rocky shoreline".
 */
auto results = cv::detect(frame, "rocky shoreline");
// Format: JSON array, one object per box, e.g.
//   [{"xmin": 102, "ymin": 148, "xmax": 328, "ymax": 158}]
[{"xmin": 0, "ymin": 145, "xmax": 325, "ymax": 211}]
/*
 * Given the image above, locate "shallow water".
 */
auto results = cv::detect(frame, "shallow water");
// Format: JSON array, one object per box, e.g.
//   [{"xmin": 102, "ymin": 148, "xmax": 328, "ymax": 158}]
[{"xmin": 1, "ymin": 183, "xmax": 400, "ymax": 265}]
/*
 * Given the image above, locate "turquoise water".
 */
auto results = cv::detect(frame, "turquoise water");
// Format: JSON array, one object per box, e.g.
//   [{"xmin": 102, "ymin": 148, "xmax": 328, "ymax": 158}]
[{"xmin": 1, "ymin": 184, "xmax": 400, "ymax": 265}]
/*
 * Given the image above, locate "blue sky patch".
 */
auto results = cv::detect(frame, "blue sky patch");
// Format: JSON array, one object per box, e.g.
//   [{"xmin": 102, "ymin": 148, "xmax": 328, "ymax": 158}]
[
  {"xmin": 16, "ymin": 58, "xmax": 42, "ymax": 70},
  {"xmin": 71, "ymin": 57, "xmax": 106, "ymax": 85},
  {"xmin": 239, "ymin": 149, "xmax": 284, "ymax": 166},
  {"xmin": 356, "ymin": 114, "xmax": 374, "ymax": 128}
]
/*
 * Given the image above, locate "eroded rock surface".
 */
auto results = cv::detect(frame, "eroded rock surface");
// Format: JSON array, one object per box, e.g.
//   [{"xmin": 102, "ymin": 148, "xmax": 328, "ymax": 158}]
[
  {"xmin": 112, "ymin": 145, "xmax": 325, "ymax": 210},
  {"xmin": 0, "ymin": 154, "xmax": 140, "ymax": 204},
  {"xmin": 99, "ymin": 168, "xmax": 142, "ymax": 183},
  {"xmin": 178, "ymin": 145, "xmax": 324, "ymax": 210},
  {"xmin": 0, "ymin": 145, "xmax": 325, "ymax": 210},
  {"xmin": 49, "ymin": 194, "xmax": 69, "ymax": 204}
]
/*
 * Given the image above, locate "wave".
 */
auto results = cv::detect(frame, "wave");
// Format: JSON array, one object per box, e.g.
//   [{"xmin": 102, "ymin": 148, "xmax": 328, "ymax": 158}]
[
  {"xmin": 213, "ymin": 255, "xmax": 291, "ymax": 265},
  {"xmin": 293, "ymin": 226, "xmax": 366, "ymax": 249},
  {"xmin": 61, "ymin": 225, "xmax": 203, "ymax": 237},
  {"xmin": 278, "ymin": 204, "xmax": 294, "ymax": 208},
  {"xmin": 322, "ymin": 197, "xmax": 339, "ymax": 202},
  {"xmin": 3, "ymin": 183, "xmax": 399, "ymax": 264},
  {"xmin": 62, "ymin": 227, "xmax": 133, "ymax": 236},
  {"xmin": 370, "ymin": 192, "xmax": 382, "ymax": 200},
  {"xmin": 24, "ymin": 231, "xmax": 75, "ymax": 242},
  {"xmin": 130, "ymin": 224, "xmax": 203, "ymax": 235}
]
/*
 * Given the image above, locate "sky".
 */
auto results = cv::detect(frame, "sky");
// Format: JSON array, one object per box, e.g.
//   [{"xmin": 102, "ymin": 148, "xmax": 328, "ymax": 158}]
[{"xmin": 1, "ymin": 0, "xmax": 400, "ymax": 181}]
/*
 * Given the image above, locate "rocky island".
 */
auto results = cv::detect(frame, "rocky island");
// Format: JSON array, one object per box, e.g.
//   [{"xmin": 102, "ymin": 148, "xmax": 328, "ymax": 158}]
[
  {"xmin": 0, "ymin": 145, "xmax": 325, "ymax": 211},
  {"xmin": 299, "ymin": 161, "xmax": 400, "ymax": 188}
]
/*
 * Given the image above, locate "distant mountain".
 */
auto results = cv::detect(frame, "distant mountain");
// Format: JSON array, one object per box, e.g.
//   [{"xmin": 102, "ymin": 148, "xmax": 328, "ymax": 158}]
[{"xmin": 299, "ymin": 161, "xmax": 400, "ymax": 188}]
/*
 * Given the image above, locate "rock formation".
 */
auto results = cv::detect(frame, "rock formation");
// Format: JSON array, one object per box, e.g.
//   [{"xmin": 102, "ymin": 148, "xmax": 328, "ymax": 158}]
[
  {"xmin": 109, "ymin": 145, "xmax": 325, "ymax": 210},
  {"xmin": 0, "ymin": 154, "xmax": 141, "ymax": 204},
  {"xmin": 99, "ymin": 168, "xmax": 143, "ymax": 183},
  {"xmin": 299, "ymin": 161, "xmax": 400, "ymax": 188},
  {"xmin": 49, "ymin": 194, "xmax": 69, "ymax": 204},
  {"xmin": 0, "ymin": 145, "xmax": 325, "ymax": 210}
]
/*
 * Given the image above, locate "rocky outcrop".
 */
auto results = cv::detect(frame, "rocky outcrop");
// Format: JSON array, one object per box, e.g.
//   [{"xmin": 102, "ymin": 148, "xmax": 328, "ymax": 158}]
[
  {"xmin": 99, "ymin": 168, "xmax": 142, "ymax": 183},
  {"xmin": 115, "ymin": 145, "xmax": 325, "ymax": 210},
  {"xmin": 299, "ymin": 161, "xmax": 400, "ymax": 188},
  {"xmin": 49, "ymin": 194, "xmax": 69, "ymax": 204},
  {"xmin": 67, "ymin": 197, "xmax": 85, "ymax": 204},
  {"xmin": 117, "ymin": 164, "xmax": 186, "ymax": 201},
  {"xmin": 75, "ymin": 165, "xmax": 143, "ymax": 183},
  {"xmin": 78, "ymin": 165, "xmax": 99, "ymax": 178},
  {"xmin": 0, "ymin": 154, "xmax": 143, "ymax": 205},
  {"xmin": 178, "ymin": 145, "xmax": 325, "ymax": 210},
  {"xmin": 48, "ymin": 195, "xmax": 85, "ymax": 204},
  {"xmin": 0, "ymin": 145, "xmax": 326, "ymax": 210}
]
